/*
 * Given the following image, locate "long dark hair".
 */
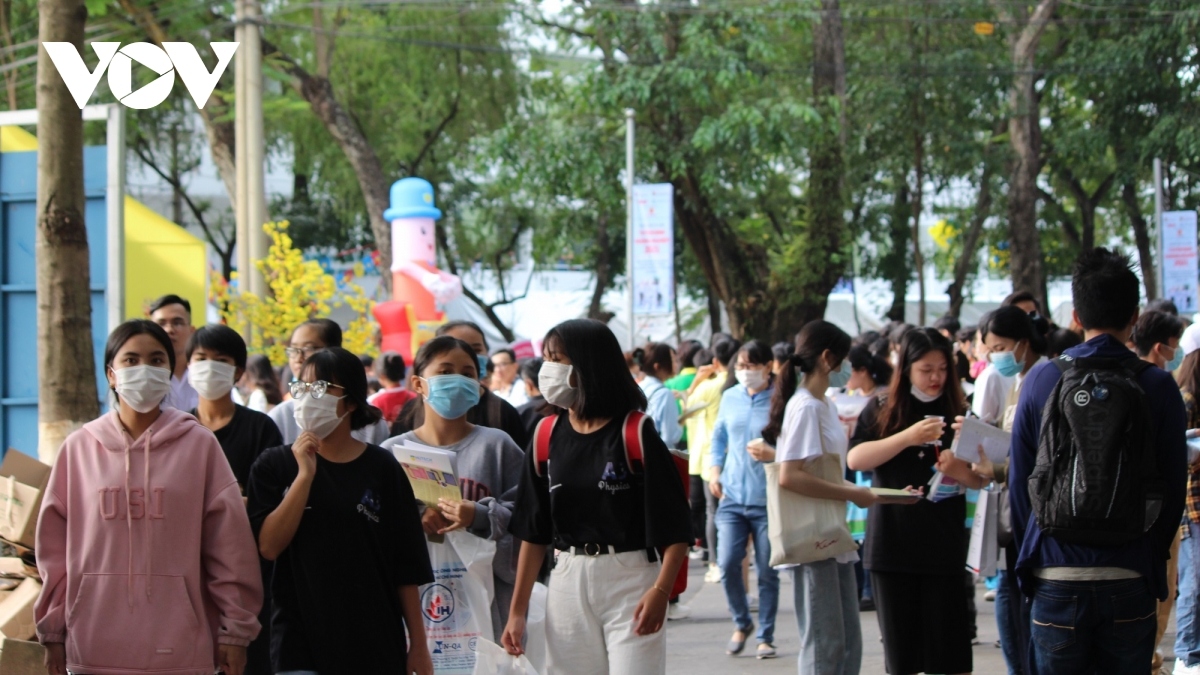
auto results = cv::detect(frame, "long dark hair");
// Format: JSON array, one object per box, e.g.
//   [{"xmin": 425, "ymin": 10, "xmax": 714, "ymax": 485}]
[
  {"xmin": 246, "ymin": 354, "xmax": 283, "ymax": 406},
  {"xmin": 876, "ymin": 328, "xmax": 966, "ymax": 437},
  {"xmin": 762, "ymin": 321, "xmax": 851, "ymax": 445},
  {"xmin": 300, "ymin": 347, "xmax": 383, "ymax": 430},
  {"xmin": 544, "ymin": 319, "xmax": 647, "ymax": 421},
  {"xmin": 847, "ymin": 345, "xmax": 892, "ymax": 388}
]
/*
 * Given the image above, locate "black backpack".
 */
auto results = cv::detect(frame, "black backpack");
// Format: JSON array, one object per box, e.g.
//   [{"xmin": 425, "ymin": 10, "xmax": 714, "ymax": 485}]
[{"xmin": 1027, "ymin": 355, "xmax": 1164, "ymax": 546}]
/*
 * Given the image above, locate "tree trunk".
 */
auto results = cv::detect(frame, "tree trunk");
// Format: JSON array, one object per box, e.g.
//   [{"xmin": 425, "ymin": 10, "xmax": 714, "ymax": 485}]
[
  {"xmin": 946, "ymin": 158, "xmax": 996, "ymax": 317},
  {"xmin": 36, "ymin": 0, "xmax": 98, "ymax": 463},
  {"xmin": 911, "ymin": 141, "xmax": 927, "ymax": 327},
  {"xmin": 999, "ymin": 0, "xmax": 1058, "ymax": 312},
  {"xmin": 707, "ymin": 284, "xmax": 722, "ymax": 337},
  {"xmin": 795, "ymin": 0, "xmax": 848, "ymax": 336},
  {"xmin": 885, "ymin": 183, "xmax": 910, "ymax": 322},
  {"xmin": 587, "ymin": 214, "xmax": 612, "ymax": 320},
  {"xmin": 1122, "ymin": 180, "xmax": 1158, "ymax": 300}
]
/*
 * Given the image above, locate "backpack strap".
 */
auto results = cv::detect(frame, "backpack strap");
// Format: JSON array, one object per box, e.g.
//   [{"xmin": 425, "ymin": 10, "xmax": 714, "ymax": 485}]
[
  {"xmin": 1053, "ymin": 355, "xmax": 1073, "ymax": 375},
  {"xmin": 532, "ymin": 414, "xmax": 559, "ymax": 478},
  {"xmin": 1120, "ymin": 356, "xmax": 1154, "ymax": 377},
  {"xmin": 622, "ymin": 411, "xmax": 648, "ymax": 474}
]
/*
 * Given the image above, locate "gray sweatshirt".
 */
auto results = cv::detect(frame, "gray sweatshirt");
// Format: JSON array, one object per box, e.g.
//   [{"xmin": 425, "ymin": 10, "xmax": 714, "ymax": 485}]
[{"xmin": 382, "ymin": 426, "xmax": 524, "ymax": 635}]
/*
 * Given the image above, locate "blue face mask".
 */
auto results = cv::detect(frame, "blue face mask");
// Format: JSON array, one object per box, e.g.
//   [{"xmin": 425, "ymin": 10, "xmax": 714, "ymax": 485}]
[
  {"xmin": 828, "ymin": 360, "xmax": 852, "ymax": 389},
  {"xmin": 477, "ymin": 354, "xmax": 490, "ymax": 380},
  {"xmin": 421, "ymin": 374, "xmax": 481, "ymax": 420},
  {"xmin": 989, "ymin": 347, "xmax": 1025, "ymax": 378},
  {"xmin": 1166, "ymin": 345, "xmax": 1183, "ymax": 372}
]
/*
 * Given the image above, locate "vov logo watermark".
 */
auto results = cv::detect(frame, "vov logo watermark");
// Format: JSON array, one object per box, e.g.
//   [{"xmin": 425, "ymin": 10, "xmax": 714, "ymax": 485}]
[{"xmin": 42, "ymin": 42, "xmax": 239, "ymax": 110}]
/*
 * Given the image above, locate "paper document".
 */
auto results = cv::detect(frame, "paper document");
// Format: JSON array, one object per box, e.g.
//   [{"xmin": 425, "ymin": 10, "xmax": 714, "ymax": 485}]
[
  {"xmin": 392, "ymin": 442, "xmax": 462, "ymax": 506},
  {"xmin": 870, "ymin": 487, "xmax": 922, "ymax": 505},
  {"xmin": 950, "ymin": 417, "xmax": 1012, "ymax": 464}
]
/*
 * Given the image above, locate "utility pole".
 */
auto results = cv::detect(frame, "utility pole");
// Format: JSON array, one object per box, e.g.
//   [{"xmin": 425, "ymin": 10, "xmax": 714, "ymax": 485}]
[
  {"xmin": 235, "ymin": 0, "xmax": 268, "ymax": 298},
  {"xmin": 1154, "ymin": 158, "xmax": 1164, "ymax": 300},
  {"xmin": 625, "ymin": 108, "xmax": 635, "ymax": 349}
]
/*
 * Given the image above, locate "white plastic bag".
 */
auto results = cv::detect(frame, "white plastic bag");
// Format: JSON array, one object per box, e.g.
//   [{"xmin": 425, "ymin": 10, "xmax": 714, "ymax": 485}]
[
  {"xmin": 472, "ymin": 638, "xmax": 539, "ymax": 675},
  {"xmin": 522, "ymin": 583, "xmax": 548, "ymax": 673},
  {"xmin": 422, "ymin": 531, "xmax": 497, "ymax": 675}
]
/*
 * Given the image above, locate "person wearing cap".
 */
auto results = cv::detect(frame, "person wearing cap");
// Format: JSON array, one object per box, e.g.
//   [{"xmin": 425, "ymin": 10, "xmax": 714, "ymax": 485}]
[{"xmin": 1174, "ymin": 322, "xmax": 1200, "ymax": 675}]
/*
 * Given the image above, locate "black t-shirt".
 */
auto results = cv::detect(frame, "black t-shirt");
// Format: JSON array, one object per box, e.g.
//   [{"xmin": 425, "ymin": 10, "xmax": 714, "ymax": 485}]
[
  {"xmin": 391, "ymin": 390, "xmax": 530, "ymax": 449},
  {"xmin": 509, "ymin": 415, "xmax": 692, "ymax": 551},
  {"xmin": 193, "ymin": 405, "xmax": 283, "ymax": 491},
  {"xmin": 246, "ymin": 444, "xmax": 433, "ymax": 675},
  {"xmin": 852, "ymin": 395, "xmax": 967, "ymax": 576}
]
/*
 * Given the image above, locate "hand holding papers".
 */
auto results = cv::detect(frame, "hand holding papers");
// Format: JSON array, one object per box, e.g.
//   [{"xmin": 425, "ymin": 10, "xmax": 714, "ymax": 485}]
[
  {"xmin": 870, "ymin": 487, "xmax": 923, "ymax": 505},
  {"xmin": 950, "ymin": 417, "xmax": 1012, "ymax": 464}
]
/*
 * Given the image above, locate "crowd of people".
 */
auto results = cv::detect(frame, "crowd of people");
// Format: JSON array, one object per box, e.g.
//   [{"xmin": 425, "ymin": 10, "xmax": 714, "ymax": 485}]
[{"xmin": 23, "ymin": 245, "xmax": 1200, "ymax": 675}]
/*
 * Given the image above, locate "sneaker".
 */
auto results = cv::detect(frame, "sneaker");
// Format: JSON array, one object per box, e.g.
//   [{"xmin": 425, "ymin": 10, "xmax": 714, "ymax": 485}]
[
  {"xmin": 756, "ymin": 643, "xmax": 778, "ymax": 660},
  {"xmin": 1175, "ymin": 660, "xmax": 1200, "ymax": 675},
  {"xmin": 705, "ymin": 564, "xmax": 722, "ymax": 584},
  {"xmin": 667, "ymin": 602, "xmax": 692, "ymax": 621},
  {"xmin": 984, "ymin": 589, "xmax": 997, "ymax": 602},
  {"xmin": 748, "ymin": 595, "xmax": 759, "ymax": 612},
  {"xmin": 689, "ymin": 547, "xmax": 707, "ymax": 561},
  {"xmin": 859, "ymin": 597, "xmax": 876, "ymax": 612}
]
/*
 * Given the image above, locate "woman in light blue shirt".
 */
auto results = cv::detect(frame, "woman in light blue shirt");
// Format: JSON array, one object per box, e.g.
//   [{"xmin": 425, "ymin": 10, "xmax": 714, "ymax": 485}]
[
  {"xmin": 636, "ymin": 343, "xmax": 683, "ymax": 448},
  {"xmin": 707, "ymin": 340, "xmax": 779, "ymax": 658}
]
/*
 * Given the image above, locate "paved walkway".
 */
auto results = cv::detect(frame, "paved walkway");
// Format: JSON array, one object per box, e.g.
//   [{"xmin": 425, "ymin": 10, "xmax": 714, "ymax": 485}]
[{"xmin": 663, "ymin": 560, "xmax": 1177, "ymax": 674}]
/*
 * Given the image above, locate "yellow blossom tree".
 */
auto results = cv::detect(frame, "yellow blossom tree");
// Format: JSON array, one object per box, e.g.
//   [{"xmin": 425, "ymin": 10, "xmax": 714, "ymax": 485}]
[{"xmin": 213, "ymin": 221, "xmax": 377, "ymax": 365}]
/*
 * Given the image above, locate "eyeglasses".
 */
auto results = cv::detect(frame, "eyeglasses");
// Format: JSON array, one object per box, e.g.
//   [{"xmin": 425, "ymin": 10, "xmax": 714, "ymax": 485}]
[
  {"xmin": 285, "ymin": 346, "xmax": 325, "ymax": 360},
  {"xmin": 289, "ymin": 380, "xmax": 344, "ymax": 400}
]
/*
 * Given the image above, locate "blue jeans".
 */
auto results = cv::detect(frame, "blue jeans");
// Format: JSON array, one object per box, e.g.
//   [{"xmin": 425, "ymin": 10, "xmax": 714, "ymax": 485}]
[
  {"xmin": 715, "ymin": 501, "xmax": 779, "ymax": 644},
  {"xmin": 1178, "ymin": 523, "xmax": 1200, "ymax": 667},
  {"xmin": 793, "ymin": 559, "xmax": 862, "ymax": 675},
  {"xmin": 996, "ymin": 569, "xmax": 1024, "ymax": 675},
  {"xmin": 1028, "ymin": 577, "xmax": 1157, "ymax": 675}
]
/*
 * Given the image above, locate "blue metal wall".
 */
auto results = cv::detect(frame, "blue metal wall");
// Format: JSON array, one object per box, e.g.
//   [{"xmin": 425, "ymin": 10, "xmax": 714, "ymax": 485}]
[{"xmin": 0, "ymin": 147, "xmax": 110, "ymax": 455}]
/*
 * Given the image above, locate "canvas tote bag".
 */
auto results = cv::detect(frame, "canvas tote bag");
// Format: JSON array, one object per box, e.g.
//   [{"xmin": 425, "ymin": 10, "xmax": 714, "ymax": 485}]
[{"xmin": 765, "ymin": 452, "xmax": 858, "ymax": 566}]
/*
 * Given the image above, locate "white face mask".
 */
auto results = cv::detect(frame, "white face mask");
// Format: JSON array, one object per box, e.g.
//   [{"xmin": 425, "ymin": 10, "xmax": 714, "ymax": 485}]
[
  {"xmin": 293, "ymin": 392, "xmax": 346, "ymax": 439},
  {"xmin": 189, "ymin": 360, "xmax": 237, "ymax": 401},
  {"xmin": 112, "ymin": 365, "xmax": 173, "ymax": 413},
  {"xmin": 735, "ymin": 368, "xmax": 767, "ymax": 391},
  {"xmin": 910, "ymin": 383, "xmax": 943, "ymax": 403},
  {"xmin": 539, "ymin": 361, "xmax": 579, "ymax": 409}
]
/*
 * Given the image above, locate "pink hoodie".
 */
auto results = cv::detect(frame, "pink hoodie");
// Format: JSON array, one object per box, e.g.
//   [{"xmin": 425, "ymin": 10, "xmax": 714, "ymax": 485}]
[{"xmin": 34, "ymin": 408, "xmax": 262, "ymax": 675}]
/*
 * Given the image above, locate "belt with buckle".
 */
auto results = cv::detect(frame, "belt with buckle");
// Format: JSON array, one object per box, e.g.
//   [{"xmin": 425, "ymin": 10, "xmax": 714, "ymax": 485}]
[{"xmin": 559, "ymin": 543, "xmax": 624, "ymax": 557}]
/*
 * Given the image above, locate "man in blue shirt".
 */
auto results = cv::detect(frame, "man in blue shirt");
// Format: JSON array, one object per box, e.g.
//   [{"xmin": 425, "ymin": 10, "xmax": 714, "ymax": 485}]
[{"xmin": 1009, "ymin": 248, "xmax": 1188, "ymax": 674}]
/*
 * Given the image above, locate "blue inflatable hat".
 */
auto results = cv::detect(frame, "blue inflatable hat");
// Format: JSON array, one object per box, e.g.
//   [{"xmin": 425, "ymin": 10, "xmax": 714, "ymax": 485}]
[{"xmin": 383, "ymin": 177, "xmax": 443, "ymax": 221}]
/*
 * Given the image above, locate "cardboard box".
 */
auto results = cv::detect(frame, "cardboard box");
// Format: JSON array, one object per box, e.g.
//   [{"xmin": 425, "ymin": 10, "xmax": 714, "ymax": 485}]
[
  {"xmin": 0, "ymin": 450, "xmax": 51, "ymax": 550},
  {"xmin": 0, "ymin": 638, "xmax": 45, "ymax": 675},
  {"xmin": 0, "ymin": 579, "xmax": 39, "ymax": 641}
]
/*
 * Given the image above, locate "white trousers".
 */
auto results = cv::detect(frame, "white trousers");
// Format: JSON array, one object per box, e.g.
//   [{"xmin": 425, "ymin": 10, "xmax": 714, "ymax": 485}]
[{"xmin": 545, "ymin": 549, "xmax": 666, "ymax": 675}]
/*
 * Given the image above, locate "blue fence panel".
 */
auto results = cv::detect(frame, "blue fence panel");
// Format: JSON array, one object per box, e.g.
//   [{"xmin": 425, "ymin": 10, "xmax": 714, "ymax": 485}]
[{"xmin": 0, "ymin": 146, "xmax": 110, "ymax": 456}]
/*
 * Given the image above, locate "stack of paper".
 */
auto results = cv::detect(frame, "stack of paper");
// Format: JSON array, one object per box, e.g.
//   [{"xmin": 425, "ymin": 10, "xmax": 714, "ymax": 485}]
[
  {"xmin": 950, "ymin": 417, "xmax": 1012, "ymax": 464},
  {"xmin": 391, "ymin": 442, "xmax": 463, "ymax": 507}
]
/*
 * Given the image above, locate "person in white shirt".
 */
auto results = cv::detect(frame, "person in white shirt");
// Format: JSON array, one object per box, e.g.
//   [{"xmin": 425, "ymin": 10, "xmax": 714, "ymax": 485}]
[
  {"xmin": 970, "ymin": 311, "xmax": 1015, "ymax": 425},
  {"xmin": 490, "ymin": 348, "xmax": 529, "ymax": 407},
  {"xmin": 149, "ymin": 294, "xmax": 200, "ymax": 411},
  {"xmin": 763, "ymin": 320, "xmax": 877, "ymax": 674}
]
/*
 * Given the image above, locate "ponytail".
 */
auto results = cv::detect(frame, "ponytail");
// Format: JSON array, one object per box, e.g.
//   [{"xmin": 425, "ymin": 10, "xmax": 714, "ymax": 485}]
[{"xmin": 761, "ymin": 321, "xmax": 851, "ymax": 446}]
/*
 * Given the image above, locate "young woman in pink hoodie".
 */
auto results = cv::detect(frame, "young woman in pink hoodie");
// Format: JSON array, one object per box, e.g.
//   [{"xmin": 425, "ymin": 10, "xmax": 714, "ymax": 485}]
[{"xmin": 35, "ymin": 319, "xmax": 264, "ymax": 675}]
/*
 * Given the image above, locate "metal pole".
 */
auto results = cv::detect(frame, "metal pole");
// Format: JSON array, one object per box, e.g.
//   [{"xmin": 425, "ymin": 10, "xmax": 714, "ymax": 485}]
[
  {"xmin": 234, "ymin": 0, "xmax": 248, "ymax": 295},
  {"xmin": 1155, "ymin": 158, "xmax": 1164, "ymax": 299},
  {"xmin": 105, "ymin": 105, "xmax": 125, "ymax": 332},
  {"xmin": 625, "ymin": 108, "xmax": 635, "ymax": 349},
  {"xmin": 245, "ymin": 0, "xmax": 268, "ymax": 298}
]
